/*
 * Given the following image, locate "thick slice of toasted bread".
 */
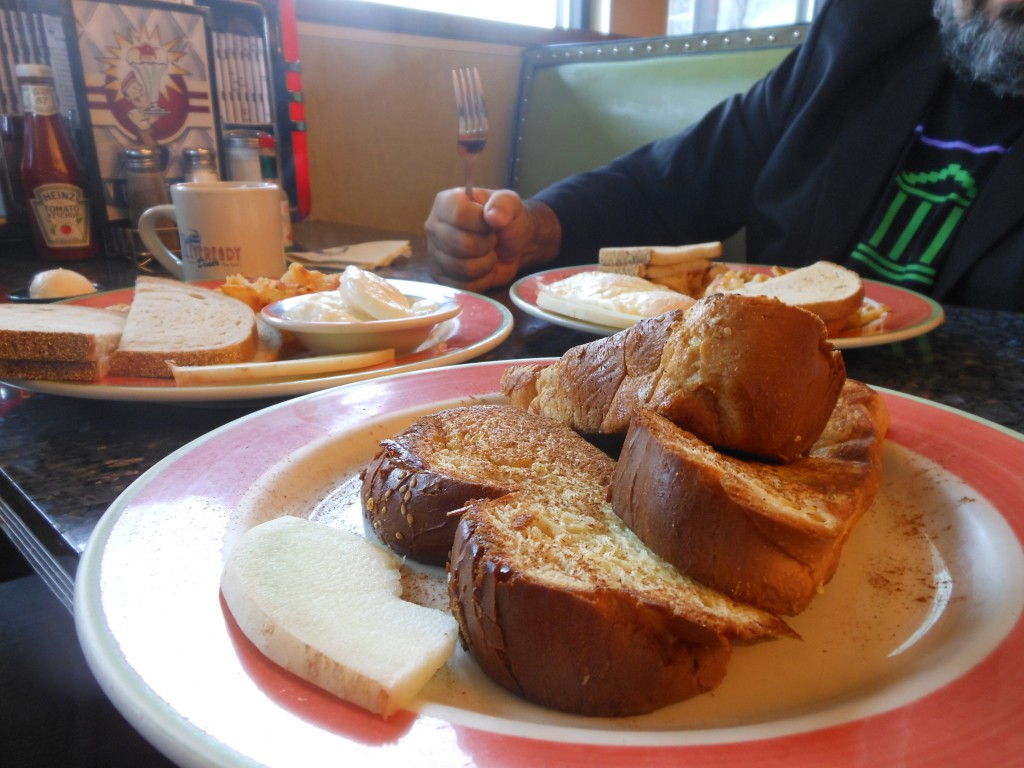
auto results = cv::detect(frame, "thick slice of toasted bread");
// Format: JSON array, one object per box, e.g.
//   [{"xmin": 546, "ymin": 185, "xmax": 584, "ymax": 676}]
[
  {"xmin": 110, "ymin": 277, "xmax": 257, "ymax": 378},
  {"xmin": 611, "ymin": 380, "xmax": 888, "ymax": 616},
  {"xmin": 438, "ymin": 405, "xmax": 793, "ymax": 717},
  {"xmin": 362, "ymin": 403, "xmax": 626, "ymax": 565},
  {"xmin": 502, "ymin": 293, "xmax": 847, "ymax": 462},
  {"xmin": 721, "ymin": 261, "xmax": 865, "ymax": 324}
]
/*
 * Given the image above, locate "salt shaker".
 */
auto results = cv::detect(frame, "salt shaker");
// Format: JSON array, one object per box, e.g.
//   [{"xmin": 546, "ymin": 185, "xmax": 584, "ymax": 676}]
[
  {"xmin": 124, "ymin": 146, "xmax": 169, "ymax": 228},
  {"xmin": 182, "ymin": 147, "xmax": 219, "ymax": 183},
  {"xmin": 224, "ymin": 129, "xmax": 262, "ymax": 182}
]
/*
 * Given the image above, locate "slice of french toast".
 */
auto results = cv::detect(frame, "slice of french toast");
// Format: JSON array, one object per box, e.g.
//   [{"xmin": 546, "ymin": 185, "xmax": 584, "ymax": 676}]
[
  {"xmin": 444, "ymin": 406, "xmax": 794, "ymax": 717},
  {"xmin": 611, "ymin": 380, "xmax": 889, "ymax": 616},
  {"xmin": 501, "ymin": 293, "xmax": 846, "ymax": 463},
  {"xmin": 361, "ymin": 403, "xmax": 613, "ymax": 565},
  {"xmin": 362, "ymin": 404, "xmax": 794, "ymax": 716}
]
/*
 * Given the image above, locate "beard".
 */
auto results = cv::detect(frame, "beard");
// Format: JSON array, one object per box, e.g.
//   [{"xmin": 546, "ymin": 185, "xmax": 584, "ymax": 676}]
[{"xmin": 934, "ymin": 0, "xmax": 1024, "ymax": 97}]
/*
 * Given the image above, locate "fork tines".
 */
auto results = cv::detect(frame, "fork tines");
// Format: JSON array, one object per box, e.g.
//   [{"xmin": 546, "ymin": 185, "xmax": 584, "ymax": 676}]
[
  {"xmin": 452, "ymin": 66, "xmax": 489, "ymax": 145},
  {"xmin": 451, "ymin": 66, "xmax": 489, "ymax": 198}
]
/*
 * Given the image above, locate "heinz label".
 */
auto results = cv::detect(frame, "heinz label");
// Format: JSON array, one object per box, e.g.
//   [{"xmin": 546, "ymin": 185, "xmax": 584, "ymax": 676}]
[
  {"xmin": 20, "ymin": 83, "xmax": 58, "ymax": 117},
  {"xmin": 29, "ymin": 183, "xmax": 92, "ymax": 248}
]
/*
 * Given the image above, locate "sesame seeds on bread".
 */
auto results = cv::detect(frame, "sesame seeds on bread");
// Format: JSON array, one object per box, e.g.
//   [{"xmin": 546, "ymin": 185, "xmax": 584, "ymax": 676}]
[
  {"xmin": 361, "ymin": 404, "xmax": 616, "ymax": 565},
  {"xmin": 362, "ymin": 404, "xmax": 794, "ymax": 717}
]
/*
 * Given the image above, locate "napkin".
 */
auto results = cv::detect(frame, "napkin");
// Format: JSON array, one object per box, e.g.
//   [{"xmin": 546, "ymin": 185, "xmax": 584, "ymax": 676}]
[{"xmin": 288, "ymin": 240, "xmax": 411, "ymax": 270}]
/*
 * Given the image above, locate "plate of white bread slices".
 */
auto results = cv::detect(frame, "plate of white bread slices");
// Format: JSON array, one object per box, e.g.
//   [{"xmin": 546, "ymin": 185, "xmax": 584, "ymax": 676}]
[
  {"xmin": 511, "ymin": 246, "xmax": 944, "ymax": 348},
  {"xmin": 76, "ymin": 294, "xmax": 1023, "ymax": 768},
  {"xmin": 0, "ymin": 273, "xmax": 511, "ymax": 403}
]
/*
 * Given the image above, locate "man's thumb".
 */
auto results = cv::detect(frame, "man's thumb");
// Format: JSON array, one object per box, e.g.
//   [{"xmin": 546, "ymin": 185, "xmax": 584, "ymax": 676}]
[{"xmin": 482, "ymin": 190, "xmax": 522, "ymax": 231}]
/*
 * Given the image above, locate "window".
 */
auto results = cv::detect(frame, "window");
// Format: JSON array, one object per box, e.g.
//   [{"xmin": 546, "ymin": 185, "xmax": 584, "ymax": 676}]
[
  {"xmin": 668, "ymin": 0, "xmax": 819, "ymax": 35},
  {"xmin": 344, "ymin": 0, "xmax": 580, "ymax": 30},
  {"xmin": 297, "ymin": 0, "xmax": 608, "ymax": 47},
  {"xmin": 308, "ymin": 0, "xmax": 815, "ymax": 40}
]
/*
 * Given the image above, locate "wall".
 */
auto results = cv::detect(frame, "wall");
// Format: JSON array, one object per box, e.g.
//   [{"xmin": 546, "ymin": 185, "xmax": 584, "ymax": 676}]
[
  {"xmin": 609, "ymin": 0, "xmax": 669, "ymax": 36},
  {"xmin": 297, "ymin": 23, "xmax": 524, "ymax": 235}
]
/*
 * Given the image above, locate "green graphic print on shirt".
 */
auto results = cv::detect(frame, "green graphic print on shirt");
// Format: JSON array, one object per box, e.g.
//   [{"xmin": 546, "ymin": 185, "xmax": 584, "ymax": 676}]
[
  {"xmin": 846, "ymin": 78, "xmax": 1024, "ymax": 294},
  {"xmin": 850, "ymin": 161, "xmax": 979, "ymax": 288}
]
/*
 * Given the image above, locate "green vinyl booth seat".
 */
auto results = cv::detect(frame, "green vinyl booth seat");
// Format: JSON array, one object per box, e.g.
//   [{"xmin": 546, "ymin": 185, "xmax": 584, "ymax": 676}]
[{"xmin": 508, "ymin": 25, "xmax": 809, "ymax": 258}]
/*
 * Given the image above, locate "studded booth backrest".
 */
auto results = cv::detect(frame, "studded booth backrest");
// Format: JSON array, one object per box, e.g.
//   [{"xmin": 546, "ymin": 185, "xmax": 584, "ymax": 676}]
[{"xmin": 508, "ymin": 25, "xmax": 808, "ymax": 198}]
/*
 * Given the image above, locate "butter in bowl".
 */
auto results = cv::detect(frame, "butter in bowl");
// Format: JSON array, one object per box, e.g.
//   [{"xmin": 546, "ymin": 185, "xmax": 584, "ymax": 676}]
[{"xmin": 260, "ymin": 266, "xmax": 462, "ymax": 355}]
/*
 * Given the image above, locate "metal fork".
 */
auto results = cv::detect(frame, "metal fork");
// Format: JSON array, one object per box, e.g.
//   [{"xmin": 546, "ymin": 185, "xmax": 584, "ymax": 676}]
[{"xmin": 452, "ymin": 66, "xmax": 489, "ymax": 200}]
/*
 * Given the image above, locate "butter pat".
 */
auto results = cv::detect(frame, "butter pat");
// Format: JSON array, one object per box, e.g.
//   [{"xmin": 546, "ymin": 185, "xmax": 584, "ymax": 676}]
[{"xmin": 29, "ymin": 268, "xmax": 96, "ymax": 299}]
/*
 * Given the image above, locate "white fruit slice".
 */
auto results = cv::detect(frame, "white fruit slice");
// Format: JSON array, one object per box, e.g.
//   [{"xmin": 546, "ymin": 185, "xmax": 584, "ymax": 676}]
[
  {"xmin": 220, "ymin": 516, "xmax": 458, "ymax": 718},
  {"xmin": 339, "ymin": 265, "xmax": 415, "ymax": 320}
]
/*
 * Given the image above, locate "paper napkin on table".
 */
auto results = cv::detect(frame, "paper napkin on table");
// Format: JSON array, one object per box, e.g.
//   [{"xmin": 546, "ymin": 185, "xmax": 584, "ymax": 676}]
[{"xmin": 288, "ymin": 241, "xmax": 412, "ymax": 270}]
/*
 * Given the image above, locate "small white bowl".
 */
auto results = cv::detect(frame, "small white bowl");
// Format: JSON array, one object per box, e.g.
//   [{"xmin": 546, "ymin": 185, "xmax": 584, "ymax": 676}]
[{"xmin": 260, "ymin": 280, "xmax": 463, "ymax": 355}]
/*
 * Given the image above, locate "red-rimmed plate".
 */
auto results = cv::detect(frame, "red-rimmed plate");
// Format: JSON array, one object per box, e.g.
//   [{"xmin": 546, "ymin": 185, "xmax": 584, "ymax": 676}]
[
  {"xmin": 75, "ymin": 361, "xmax": 1024, "ymax": 767},
  {"xmin": 1, "ymin": 280, "xmax": 512, "ymax": 403},
  {"xmin": 510, "ymin": 265, "xmax": 944, "ymax": 348}
]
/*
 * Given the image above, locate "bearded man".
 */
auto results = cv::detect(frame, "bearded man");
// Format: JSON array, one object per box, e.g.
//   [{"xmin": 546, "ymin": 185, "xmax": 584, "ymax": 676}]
[{"xmin": 426, "ymin": 0, "xmax": 1024, "ymax": 310}]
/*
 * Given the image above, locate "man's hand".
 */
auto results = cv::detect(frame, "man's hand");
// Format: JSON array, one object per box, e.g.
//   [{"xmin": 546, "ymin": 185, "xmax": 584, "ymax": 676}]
[{"xmin": 425, "ymin": 188, "xmax": 561, "ymax": 292}]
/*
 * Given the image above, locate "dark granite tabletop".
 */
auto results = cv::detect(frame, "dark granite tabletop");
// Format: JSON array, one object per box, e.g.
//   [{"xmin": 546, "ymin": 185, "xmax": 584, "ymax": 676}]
[{"xmin": 1, "ymin": 221, "xmax": 1022, "ymax": 611}]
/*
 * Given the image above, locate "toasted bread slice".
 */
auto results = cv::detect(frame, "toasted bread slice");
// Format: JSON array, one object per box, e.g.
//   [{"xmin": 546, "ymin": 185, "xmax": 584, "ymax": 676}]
[
  {"xmin": 720, "ymin": 261, "xmax": 865, "ymax": 325},
  {"xmin": 611, "ymin": 380, "xmax": 888, "ymax": 616},
  {"xmin": 110, "ymin": 277, "xmax": 257, "ymax": 378},
  {"xmin": 363, "ymin": 403, "xmax": 639, "ymax": 564},
  {"xmin": 436, "ymin": 405, "xmax": 793, "ymax": 717},
  {"xmin": 0, "ymin": 304, "xmax": 125, "ymax": 381},
  {"xmin": 0, "ymin": 304, "xmax": 125, "ymax": 362},
  {"xmin": 599, "ymin": 243, "xmax": 723, "ymax": 295},
  {"xmin": 362, "ymin": 405, "xmax": 532, "ymax": 565},
  {"xmin": 502, "ymin": 293, "xmax": 847, "ymax": 462},
  {"xmin": 599, "ymin": 242, "xmax": 723, "ymax": 268},
  {"xmin": 601, "ymin": 260, "xmax": 713, "ymax": 279},
  {"xmin": 0, "ymin": 358, "xmax": 110, "ymax": 382}
]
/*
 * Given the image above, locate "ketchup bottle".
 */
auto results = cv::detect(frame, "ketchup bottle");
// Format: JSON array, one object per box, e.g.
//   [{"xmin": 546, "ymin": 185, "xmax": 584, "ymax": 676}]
[{"xmin": 17, "ymin": 63, "xmax": 98, "ymax": 261}]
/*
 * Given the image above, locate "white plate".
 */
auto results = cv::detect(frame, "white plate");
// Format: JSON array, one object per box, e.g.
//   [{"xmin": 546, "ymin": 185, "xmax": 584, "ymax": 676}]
[
  {"xmin": 75, "ymin": 361, "xmax": 1024, "ymax": 767},
  {"xmin": 511, "ymin": 266, "xmax": 945, "ymax": 348},
  {"xmin": 0, "ymin": 281, "xmax": 511, "ymax": 403},
  {"xmin": 260, "ymin": 279, "xmax": 463, "ymax": 355}
]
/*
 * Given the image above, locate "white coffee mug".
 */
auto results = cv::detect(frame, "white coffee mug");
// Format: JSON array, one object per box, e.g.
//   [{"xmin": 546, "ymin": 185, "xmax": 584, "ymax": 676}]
[{"xmin": 138, "ymin": 181, "xmax": 286, "ymax": 281}]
